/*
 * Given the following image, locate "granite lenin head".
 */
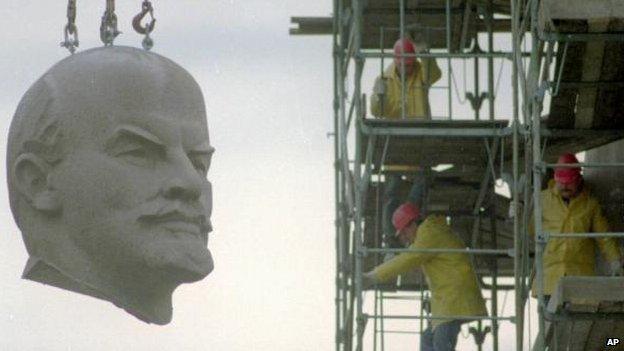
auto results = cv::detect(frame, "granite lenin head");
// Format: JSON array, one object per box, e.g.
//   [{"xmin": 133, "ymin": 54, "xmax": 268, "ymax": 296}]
[{"xmin": 7, "ymin": 46, "xmax": 214, "ymax": 324}]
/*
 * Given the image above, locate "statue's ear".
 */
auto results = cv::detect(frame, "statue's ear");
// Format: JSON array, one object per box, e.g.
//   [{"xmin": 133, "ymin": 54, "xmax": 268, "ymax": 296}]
[{"xmin": 12, "ymin": 153, "xmax": 61, "ymax": 214}]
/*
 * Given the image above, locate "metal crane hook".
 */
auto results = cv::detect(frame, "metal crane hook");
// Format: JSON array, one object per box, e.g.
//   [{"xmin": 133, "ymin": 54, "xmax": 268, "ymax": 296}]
[{"xmin": 132, "ymin": 0, "xmax": 156, "ymax": 35}]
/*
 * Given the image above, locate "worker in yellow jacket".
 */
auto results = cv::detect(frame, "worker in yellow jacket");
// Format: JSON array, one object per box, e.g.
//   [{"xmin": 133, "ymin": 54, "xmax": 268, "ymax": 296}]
[
  {"xmin": 363, "ymin": 203, "xmax": 487, "ymax": 351},
  {"xmin": 531, "ymin": 153, "xmax": 623, "ymax": 301},
  {"xmin": 370, "ymin": 37, "xmax": 442, "ymax": 249},
  {"xmin": 370, "ymin": 37, "xmax": 442, "ymax": 119}
]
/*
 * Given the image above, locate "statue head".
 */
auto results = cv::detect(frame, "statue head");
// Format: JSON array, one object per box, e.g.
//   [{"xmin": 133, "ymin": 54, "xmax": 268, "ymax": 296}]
[{"xmin": 7, "ymin": 46, "xmax": 214, "ymax": 324}]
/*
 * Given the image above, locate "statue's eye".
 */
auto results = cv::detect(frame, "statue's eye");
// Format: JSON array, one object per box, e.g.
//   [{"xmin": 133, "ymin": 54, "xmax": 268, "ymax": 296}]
[
  {"xmin": 106, "ymin": 129, "xmax": 167, "ymax": 169},
  {"xmin": 120, "ymin": 147, "xmax": 148, "ymax": 159},
  {"xmin": 114, "ymin": 140, "xmax": 165, "ymax": 168}
]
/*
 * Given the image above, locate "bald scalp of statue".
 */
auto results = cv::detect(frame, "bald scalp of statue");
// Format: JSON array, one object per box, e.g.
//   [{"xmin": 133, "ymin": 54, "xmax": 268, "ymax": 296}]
[
  {"xmin": 8, "ymin": 45, "xmax": 187, "ymax": 289},
  {"xmin": 7, "ymin": 46, "xmax": 212, "ymax": 325},
  {"xmin": 8, "ymin": 46, "xmax": 201, "ymax": 235}
]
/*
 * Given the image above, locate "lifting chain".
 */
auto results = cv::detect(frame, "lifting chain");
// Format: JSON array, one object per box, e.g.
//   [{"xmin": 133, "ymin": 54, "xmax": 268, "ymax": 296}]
[
  {"xmin": 100, "ymin": 0, "xmax": 121, "ymax": 46},
  {"xmin": 60, "ymin": 0, "xmax": 79, "ymax": 54},
  {"xmin": 132, "ymin": 0, "xmax": 156, "ymax": 50}
]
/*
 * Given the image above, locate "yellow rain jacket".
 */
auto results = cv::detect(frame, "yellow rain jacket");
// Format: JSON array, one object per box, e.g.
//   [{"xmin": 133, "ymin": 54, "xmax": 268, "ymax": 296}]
[
  {"xmin": 370, "ymin": 59, "xmax": 441, "ymax": 119},
  {"xmin": 531, "ymin": 180, "xmax": 622, "ymax": 296},
  {"xmin": 371, "ymin": 59, "xmax": 441, "ymax": 173},
  {"xmin": 372, "ymin": 215, "xmax": 487, "ymax": 328}
]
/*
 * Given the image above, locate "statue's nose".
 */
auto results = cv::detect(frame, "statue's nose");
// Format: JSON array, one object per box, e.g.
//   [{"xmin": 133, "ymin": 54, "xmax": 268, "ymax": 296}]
[{"xmin": 160, "ymin": 155, "xmax": 203, "ymax": 201}]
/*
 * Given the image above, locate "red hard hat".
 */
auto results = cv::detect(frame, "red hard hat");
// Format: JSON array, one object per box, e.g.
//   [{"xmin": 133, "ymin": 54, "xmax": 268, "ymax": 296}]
[
  {"xmin": 393, "ymin": 38, "xmax": 416, "ymax": 67},
  {"xmin": 392, "ymin": 202, "xmax": 420, "ymax": 234},
  {"xmin": 554, "ymin": 152, "xmax": 581, "ymax": 185}
]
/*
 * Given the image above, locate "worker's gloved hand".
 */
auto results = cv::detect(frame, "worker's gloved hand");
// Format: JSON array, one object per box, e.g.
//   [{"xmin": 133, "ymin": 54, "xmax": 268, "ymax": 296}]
[
  {"xmin": 508, "ymin": 201, "xmax": 523, "ymax": 219},
  {"xmin": 373, "ymin": 77, "xmax": 387, "ymax": 96},
  {"xmin": 609, "ymin": 260, "xmax": 624, "ymax": 276},
  {"xmin": 414, "ymin": 40, "xmax": 429, "ymax": 53},
  {"xmin": 362, "ymin": 271, "xmax": 378, "ymax": 289}
]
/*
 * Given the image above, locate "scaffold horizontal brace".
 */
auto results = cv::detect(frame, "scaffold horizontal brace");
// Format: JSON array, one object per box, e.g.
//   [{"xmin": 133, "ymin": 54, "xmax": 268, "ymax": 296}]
[
  {"xmin": 361, "ymin": 247, "xmax": 512, "ymax": 256},
  {"xmin": 519, "ymin": 128, "xmax": 624, "ymax": 138},
  {"xmin": 539, "ymin": 31, "xmax": 624, "ymax": 42},
  {"xmin": 360, "ymin": 124, "xmax": 510, "ymax": 138},
  {"xmin": 358, "ymin": 51, "xmax": 514, "ymax": 60},
  {"xmin": 540, "ymin": 162, "xmax": 624, "ymax": 169},
  {"xmin": 376, "ymin": 330, "xmax": 421, "ymax": 335},
  {"xmin": 546, "ymin": 232, "xmax": 624, "ymax": 239},
  {"xmin": 366, "ymin": 314, "xmax": 515, "ymax": 321}
]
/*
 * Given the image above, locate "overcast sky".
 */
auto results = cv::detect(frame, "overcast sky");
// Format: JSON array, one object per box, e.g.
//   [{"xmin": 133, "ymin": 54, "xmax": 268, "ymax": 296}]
[{"xmin": 0, "ymin": 1, "xmax": 539, "ymax": 350}]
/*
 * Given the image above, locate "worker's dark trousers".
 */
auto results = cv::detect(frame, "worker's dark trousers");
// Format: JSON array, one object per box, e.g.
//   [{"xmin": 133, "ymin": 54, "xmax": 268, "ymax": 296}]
[
  {"xmin": 382, "ymin": 173, "xmax": 426, "ymax": 247},
  {"xmin": 420, "ymin": 320, "xmax": 462, "ymax": 351}
]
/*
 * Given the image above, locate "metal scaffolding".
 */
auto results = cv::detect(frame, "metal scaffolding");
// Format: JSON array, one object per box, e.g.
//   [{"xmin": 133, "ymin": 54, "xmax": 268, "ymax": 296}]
[{"xmin": 292, "ymin": 0, "xmax": 624, "ymax": 349}]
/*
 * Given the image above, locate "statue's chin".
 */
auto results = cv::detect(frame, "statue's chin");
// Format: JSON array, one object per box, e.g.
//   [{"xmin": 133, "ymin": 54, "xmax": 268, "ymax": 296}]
[
  {"xmin": 69, "ymin": 218, "xmax": 214, "ymax": 285},
  {"xmin": 170, "ymin": 247, "xmax": 214, "ymax": 283},
  {"xmin": 145, "ymin": 240, "xmax": 214, "ymax": 284}
]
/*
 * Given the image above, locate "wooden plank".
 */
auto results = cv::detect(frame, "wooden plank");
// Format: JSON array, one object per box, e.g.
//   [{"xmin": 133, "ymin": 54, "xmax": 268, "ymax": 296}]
[
  {"xmin": 550, "ymin": 277, "xmax": 624, "ymax": 313},
  {"xmin": 547, "ymin": 21, "xmax": 586, "ymax": 128},
  {"xmin": 546, "ymin": 277, "xmax": 624, "ymax": 350},
  {"xmin": 593, "ymin": 20, "xmax": 624, "ymax": 129},
  {"xmin": 574, "ymin": 20, "xmax": 609, "ymax": 129},
  {"xmin": 361, "ymin": 0, "xmax": 510, "ymax": 15},
  {"xmin": 539, "ymin": 0, "xmax": 624, "ymax": 37},
  {"xmin": 544, "ymin": 15, "xmax": 624, "ymax": 131},
  {"xmin": 363, "ymin": 135, "xmax": 489, "ymax": 167},
  {"xmin": 547, "ymin": 304, "xmax": 624, "ymax": 350},
  {"xmin": 363, "ymin": 118, "xmax": 508, "ymax": 129},
  {"xmin": 540, "ymin": 0, "xmax": 624, "ymax": 23},
  {"xmin": 585, "ymin": 139, "xmax": 624, "ymax": 233},
  {"xmin": 585, "ymin": 317, "xmax": 624, "ymax": 351},
  {"xmin": 552, "ymin": 319, "xmax": 594, "ymax": 350},
  {"xmin": 544, "ymin": 133, "xmax": 624, "ymax": 160}
]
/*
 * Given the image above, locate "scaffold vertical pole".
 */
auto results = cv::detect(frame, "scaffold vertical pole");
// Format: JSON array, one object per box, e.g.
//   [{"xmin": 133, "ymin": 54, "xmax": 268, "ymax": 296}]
[
  {"xmin": 335, "ymin": 0, "xmax": 354, "ymax": 349},
  {"xmin": 490, "ymin": 210, "xmax": 499, "ymax": 351},
  {"xmin": 487, "ymin": 0, "xmax": 495, "ymax": 122},
  {"xmin": 332, "ymin": 0, "xmax": 341, "ymax": 348},
  {"xmin": 446, "ymin": 0, "xmax": 453, "ymax": 119},
  {"xmin": 486, "ymin": 2, "xmax": 498, "ymax": 349},
  {"xmin": 373, "ymin": 290, "xmax": 379, "ymax": 351},
  {"xmin": 531, "ymin": 0, "xmax": 546, "ymax": 347},
  {"xmin": 380, "ymin": 291, "xmax": 386, "ymax": 351},
  {"xmin": 399, "ymin": 0, "xmax": 406, "ymax": 120},
  {"xmin": 380, "ymin": 27, "xmax": 385, "ymax": 116},
  {"xmin": 473, "ymin": 41, "xmax": 481, "ymax": 120},
  {"xmin": 511, "ymin": 0, "xmax": 524, "ymax": 350},
  {"xmin": 353, "ymin": 0, "xmax": 365, "ymax": 349}
]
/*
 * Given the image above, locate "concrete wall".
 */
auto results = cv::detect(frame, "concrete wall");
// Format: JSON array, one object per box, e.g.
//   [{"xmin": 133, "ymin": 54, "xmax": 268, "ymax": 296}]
[{"xmin": 585, "ymin": 139, "xmax": 624, "ymax": 232}]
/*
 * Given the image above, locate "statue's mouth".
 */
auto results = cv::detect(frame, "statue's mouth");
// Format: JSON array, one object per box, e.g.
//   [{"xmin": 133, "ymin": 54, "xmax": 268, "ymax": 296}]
[
  {"xmin": 159, "ymin": 220, "xmax": 201, "ymax": 236},
  {"xmin": 139, "ymin": 210, "xmax": 209, "ymax": 241}
]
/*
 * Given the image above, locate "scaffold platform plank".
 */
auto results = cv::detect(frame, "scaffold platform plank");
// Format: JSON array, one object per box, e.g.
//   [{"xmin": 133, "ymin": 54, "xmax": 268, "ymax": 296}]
[
  {"xmin": 363, "ymin": 175, "xmax": 483, "ymax": 218},
  {"xmin": 539, "ymin": 0, "xmax": 624, "ymax": 34},
  {"xmin": 360, "ymin": 119, "xmax": 508, "ymax": 168},
  {"xmin": 539, "ymin": 129, "xmax": 624, "ymax": 162},
  {"xmin": 541, "ymin": 0, "xmax": 624, "ymax": 136},
  {"xmin": 540, "ymin": 277, "xmax": 624, "ymax": 351}
]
